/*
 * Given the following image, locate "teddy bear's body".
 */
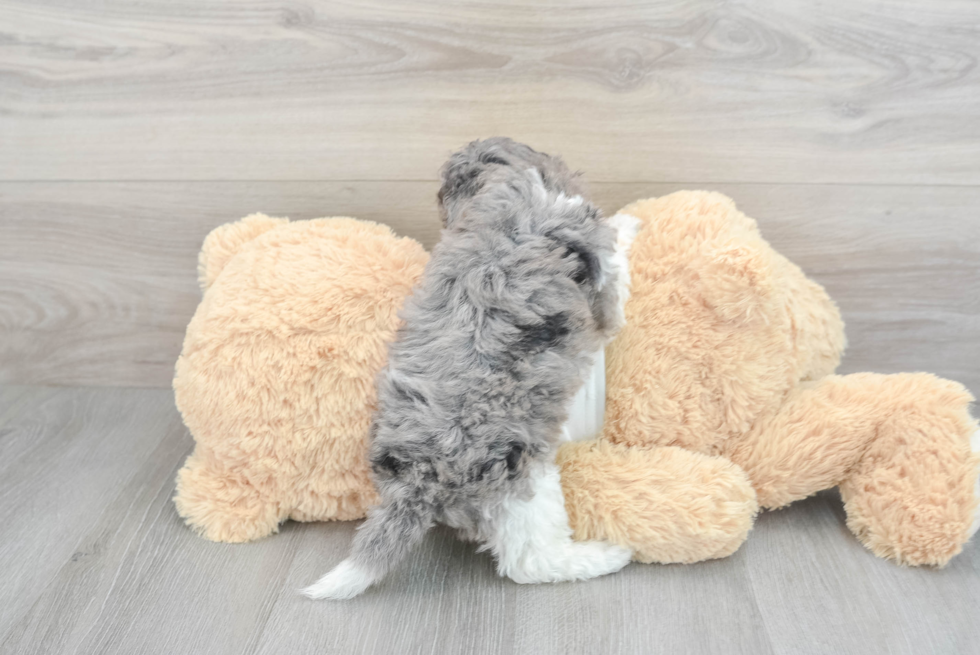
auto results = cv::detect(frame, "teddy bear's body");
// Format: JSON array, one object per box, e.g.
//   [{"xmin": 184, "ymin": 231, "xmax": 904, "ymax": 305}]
[
  {"xmin": 572, "ymin": 192, "xmax": 980, "ymax": 566},
  {"xmin": 173, "ymin": 192, "xmax": 979, "ymax": 567}
]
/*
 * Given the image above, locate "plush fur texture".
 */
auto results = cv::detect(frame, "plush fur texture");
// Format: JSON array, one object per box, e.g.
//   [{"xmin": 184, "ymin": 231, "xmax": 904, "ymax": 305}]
[
  {"xmin": 172, "ymin": 186, "xmax": 979, "ymax": 573},
  {"xmin": 557, "ymin": 440, "xmax": 758, "ymax": 563},
  {"xmin": 603, "ymin": 194, "xmax": 846, "ymax": 455},
  {"xmin": 304, "ymin": 138, "xmax": 635, "ymax": 599},
  {"xmin": 173, "ymin": 216, "xmax": 428, "ymax": 542},
  {"xmin": 608, "ymin": 191, "xmax": 980, "ymax": 566}
]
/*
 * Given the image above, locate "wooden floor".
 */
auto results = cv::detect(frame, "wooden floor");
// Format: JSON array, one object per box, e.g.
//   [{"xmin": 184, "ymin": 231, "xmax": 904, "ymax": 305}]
[
  {"xmin": 0, "ymin": 385, "xmax": 977, "ymax": 655},
  {"xmin": 2, "ymin": 0, "xmax": 980, "ymax": 653}
]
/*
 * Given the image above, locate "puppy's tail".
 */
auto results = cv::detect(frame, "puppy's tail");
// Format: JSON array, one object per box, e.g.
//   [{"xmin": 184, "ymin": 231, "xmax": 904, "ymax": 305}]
[{"xmin": 301, "ymin": 498, "xmax": 434, "ymax": 600}]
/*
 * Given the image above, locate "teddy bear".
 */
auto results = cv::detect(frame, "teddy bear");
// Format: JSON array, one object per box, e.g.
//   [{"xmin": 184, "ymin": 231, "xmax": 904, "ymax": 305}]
[
  {"xmin": 173, "ymin": 191, "xmax": 980, "ymax": 568},
  {"xmin": 561, "ymin": 191, "xmax": 980, "ymax": 567}
]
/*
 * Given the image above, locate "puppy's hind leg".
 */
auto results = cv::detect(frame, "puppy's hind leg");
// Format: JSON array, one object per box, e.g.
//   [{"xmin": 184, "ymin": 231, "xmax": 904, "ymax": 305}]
[{"xmin": 486, "ymin": 461, "xmax": 632, "ymax": 584}]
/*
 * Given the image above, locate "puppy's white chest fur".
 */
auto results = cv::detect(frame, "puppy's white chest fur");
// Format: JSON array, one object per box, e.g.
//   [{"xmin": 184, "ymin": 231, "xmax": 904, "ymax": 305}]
[
  {"xmin": 561, "ymin": 211, "xmax": 641, "ymax": 445},
  {"xmin": 561, "ymin": 348, "xmax": 606, "ymax": 442}
]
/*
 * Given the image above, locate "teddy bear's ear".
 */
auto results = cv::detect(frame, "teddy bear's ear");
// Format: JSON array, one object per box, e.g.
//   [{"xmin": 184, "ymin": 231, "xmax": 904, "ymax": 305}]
[
  {"xmin": 197, "ymin": 214, "xmax": 288, "ymax": 292},
  {"xmin": 696, "ymin": 241, "xmax": 775, "ymax": 325}
]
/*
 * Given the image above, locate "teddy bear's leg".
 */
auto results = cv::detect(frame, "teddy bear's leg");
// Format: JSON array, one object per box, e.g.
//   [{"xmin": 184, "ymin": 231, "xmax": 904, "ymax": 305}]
[
  {"xmin": 836, "ymin": 374, "xmax": 979, "ymax": 566},
  {"xmin": 726, "ymin": 373, "xmax": 979, "ymax": 566},
  {"xmin": 174, "ymin": 449, "xmax": 283, "ymax": 543},
  {"xmin": 725, "ymin": 374, "xmax": 887, "ymax": 509}
]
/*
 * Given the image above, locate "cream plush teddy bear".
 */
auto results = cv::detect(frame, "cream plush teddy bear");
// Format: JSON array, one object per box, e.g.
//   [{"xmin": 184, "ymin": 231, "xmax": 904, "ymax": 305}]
[
  {"xmin": 561, "ymin": 191, "xmax": 980, "ymax": 566},
  {"xmin": 173, "ymin": 191, "xmax": 979, "ymax": 567}
]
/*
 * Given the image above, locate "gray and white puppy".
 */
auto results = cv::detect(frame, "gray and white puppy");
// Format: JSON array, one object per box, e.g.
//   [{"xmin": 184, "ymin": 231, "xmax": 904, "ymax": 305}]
[{"xmin": 304, "ymin": 138, "xmax": 639, "ymax": 599}]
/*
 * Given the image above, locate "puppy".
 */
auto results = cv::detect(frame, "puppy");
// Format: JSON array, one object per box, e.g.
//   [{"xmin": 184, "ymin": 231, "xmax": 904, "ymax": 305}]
[{"xmin": 303, "ymin": 138, "xmax": 640, "ymax": 599}]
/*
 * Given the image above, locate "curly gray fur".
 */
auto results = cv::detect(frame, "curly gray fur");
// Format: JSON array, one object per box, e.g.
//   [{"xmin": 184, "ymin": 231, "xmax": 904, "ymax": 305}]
[{"xmin": 337, "ymin": 138, "xmax": 625, "ymax": 583}]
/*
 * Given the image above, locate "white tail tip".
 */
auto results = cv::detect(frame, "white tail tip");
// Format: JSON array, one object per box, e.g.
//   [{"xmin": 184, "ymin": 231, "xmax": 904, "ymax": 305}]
[{"xmin": 301, "ymin": 559, "xmax": 376, "ymax": 600}]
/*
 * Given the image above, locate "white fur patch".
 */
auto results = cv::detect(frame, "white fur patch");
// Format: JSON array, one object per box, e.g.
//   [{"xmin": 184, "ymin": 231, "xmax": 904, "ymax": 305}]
[
  {"xmin": 559, "ymin": 214, "xmax": 642, "ymax": 444},
  {"xmin": 527, "ymin": 168, "xmax": 584, "ymax": 210},
  {"xmin": 526, "ymin": 167, "xmax": 548, "ymax": 203},
  {"xmin": 968, "ymin": 429, "xmax": 980, "ymax": 541},
  {"xmin": 561, "ymin": 348, "xmax": 606, "ymax": 443},
  {"xmin": 487, "ymin": 461, "xmax": 632, "ymax": 584},
  {"xmin": 301, "ymin": 558, "xmax": 377, "ymax": 600},
  {"xmin": 601, "ymin": 212, "xmax": 643, "ymax": 333},
  {"xmin": 556, "ymin": 193, "xmax": 584, "ymax": 209}
]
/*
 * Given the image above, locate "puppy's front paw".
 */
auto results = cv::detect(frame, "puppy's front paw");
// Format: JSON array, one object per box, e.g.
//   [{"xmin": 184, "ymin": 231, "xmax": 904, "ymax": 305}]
[{"xmin": 301, "ymin": 559, "xmax": 376, "ymax": 600}]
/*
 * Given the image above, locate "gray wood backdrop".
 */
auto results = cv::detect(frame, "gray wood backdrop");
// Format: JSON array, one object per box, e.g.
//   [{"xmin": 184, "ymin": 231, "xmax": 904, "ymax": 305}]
[{"xmin": 1, "ymin": 0, "xmax": 978, "ymax": 394}]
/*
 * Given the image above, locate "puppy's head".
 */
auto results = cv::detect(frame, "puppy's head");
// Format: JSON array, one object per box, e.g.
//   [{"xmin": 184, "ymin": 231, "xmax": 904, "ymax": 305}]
[
  {"xmin": 437, "ymin": 137, "xmax": 585, "ymax": 230},
  {"xmin": 464, "ymin": 167, "xmax": 636, "ymax": 349},
  {"xmin": 438, "ymin": 139, "xmax": 637, "ymax": 344}
]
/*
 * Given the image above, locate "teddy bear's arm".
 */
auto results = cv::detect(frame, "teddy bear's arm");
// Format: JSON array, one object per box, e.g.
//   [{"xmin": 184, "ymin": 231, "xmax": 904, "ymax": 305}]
[{"xmin": 557, "ymin": 440, "xmax": 759, "ymax": 564}]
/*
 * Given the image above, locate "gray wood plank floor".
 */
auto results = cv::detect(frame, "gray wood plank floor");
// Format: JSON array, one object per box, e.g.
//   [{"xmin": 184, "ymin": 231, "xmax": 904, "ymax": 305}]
[{"xmin": 0, "ymin": 385, "xmax": 977, "ymax": 655}]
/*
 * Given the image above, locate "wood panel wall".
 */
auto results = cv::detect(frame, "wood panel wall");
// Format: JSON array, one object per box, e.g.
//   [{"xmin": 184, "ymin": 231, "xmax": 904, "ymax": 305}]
[{"xmin": 2, "ymin": 0, "xmax": 978, "ymax": 393}]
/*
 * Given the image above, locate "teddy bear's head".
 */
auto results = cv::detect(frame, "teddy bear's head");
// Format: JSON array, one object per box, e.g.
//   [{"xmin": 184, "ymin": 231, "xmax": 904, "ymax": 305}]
[
  {"xmin": 602, "ymin": 191, "xmax": 846, "ymax": 456},
  {"xmin": 173, "ymin": 215, "xmax": 428, "ymax": 541}
]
